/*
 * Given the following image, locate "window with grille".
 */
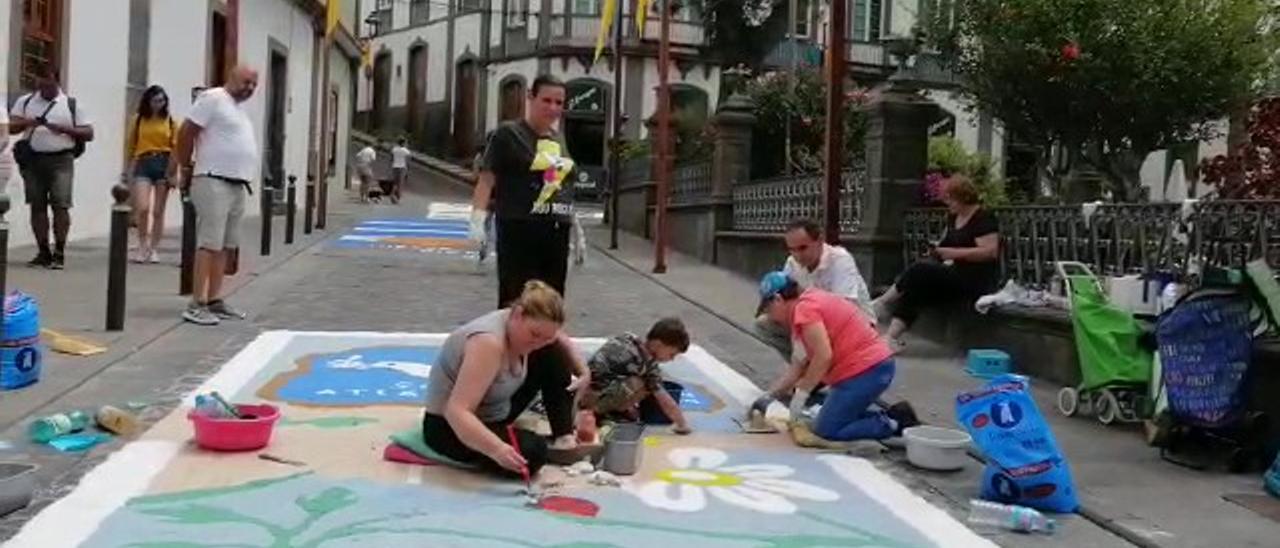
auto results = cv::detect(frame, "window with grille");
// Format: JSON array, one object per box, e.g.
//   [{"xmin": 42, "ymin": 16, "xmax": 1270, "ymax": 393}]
[
  {"xmin": 373, "ymin": 0, "xmax": 393, "ymax": 33},
  {"xmin": 20, "ymin": 0, "xmax": 63, "ymax": 90},
  {"xmin": 410, "ymin": 0, "xmax": 430, "ymax": 24},
  {"xmin": 506, "ymin": 0, "xmax": 528, "ymax": 28},
  {"xmin": 793, "ymin": 0, "xmax": 812, "ymax": 38},
  {"xmin": 850, "ymin": 0, "xmax": 882, "ymax": 43},
  {"xmin": 573, "ymin": 0, "xmax": 600, "ymax": 16}
]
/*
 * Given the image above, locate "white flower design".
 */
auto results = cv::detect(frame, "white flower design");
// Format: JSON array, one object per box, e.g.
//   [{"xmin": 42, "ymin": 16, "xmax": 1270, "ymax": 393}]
[{"xmin": 627, "ymin": 447, "xmax": 839, "ymax": 514}]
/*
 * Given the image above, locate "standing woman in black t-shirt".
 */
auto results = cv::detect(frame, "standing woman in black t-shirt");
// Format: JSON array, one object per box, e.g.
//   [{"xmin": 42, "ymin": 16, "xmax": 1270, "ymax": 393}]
[
  {"xmin": 470, "ymin": 75, "xmax": 578, "ymax": 307},
  {"xmin": 871, "ymin": 176, "xmax": 1001, "ymax": 349}
]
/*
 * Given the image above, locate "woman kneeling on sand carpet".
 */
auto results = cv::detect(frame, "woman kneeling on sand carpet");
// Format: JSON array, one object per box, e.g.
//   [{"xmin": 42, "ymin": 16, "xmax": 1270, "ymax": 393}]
[
  {"xmin": 752, "ymin": 272, "xmax": 920, "ymax": 447},
  {"xmin": 422, "ymin": 280, "xmax": 590, "ymax": 477}
]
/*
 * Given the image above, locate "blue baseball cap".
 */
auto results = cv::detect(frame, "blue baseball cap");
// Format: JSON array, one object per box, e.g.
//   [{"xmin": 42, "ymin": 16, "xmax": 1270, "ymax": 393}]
[{"xmin": 757, "ymin": 271, "xmax": 792, "ymax": 313}]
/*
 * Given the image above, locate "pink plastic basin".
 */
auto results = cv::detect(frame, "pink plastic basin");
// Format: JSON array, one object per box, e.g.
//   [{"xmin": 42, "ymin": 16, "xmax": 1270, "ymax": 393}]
[{"xmin": 187, "ymin": 403, "xmax": 280, "ymax": 452}]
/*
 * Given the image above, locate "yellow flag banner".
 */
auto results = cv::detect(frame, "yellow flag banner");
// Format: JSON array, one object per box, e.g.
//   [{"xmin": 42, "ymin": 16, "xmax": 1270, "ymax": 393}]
[
  {"xmin": 636, "ymin": 0, "xmax": 652, "ymax": 35},
  {"xmin": 593, "ymin": 0, "xmax": 618, "ymax": 64},
  {"xmin": 326, "ymin": 0, "xmax": 342, "ymax": 37}
]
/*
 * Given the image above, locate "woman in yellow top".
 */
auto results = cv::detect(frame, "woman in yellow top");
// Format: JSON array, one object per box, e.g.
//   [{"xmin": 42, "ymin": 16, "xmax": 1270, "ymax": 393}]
[{"xmin": 124, "ymin": 85, "xmax": 177, "ymax": 263}]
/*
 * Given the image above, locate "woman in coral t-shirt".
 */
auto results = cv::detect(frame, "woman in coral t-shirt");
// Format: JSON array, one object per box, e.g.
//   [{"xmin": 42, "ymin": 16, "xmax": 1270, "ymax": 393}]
[{"xmin": 754, "ymin": 272, "xmax": 919, "ymax": 443}]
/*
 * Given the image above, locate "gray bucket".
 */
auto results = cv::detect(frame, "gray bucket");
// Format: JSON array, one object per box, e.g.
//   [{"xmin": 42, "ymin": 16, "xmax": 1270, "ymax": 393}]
[
  {"xmin": 0, "ymin": 462, "xmax": 38, "ymax": 518},
  {"xmin": 602, "ymin": 422, "xmax": 645, "ymax": 476}
]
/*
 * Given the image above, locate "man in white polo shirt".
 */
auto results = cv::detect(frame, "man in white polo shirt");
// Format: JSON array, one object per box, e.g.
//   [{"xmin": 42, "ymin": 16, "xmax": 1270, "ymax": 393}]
[
  {"xmin": 754, "ymin": 218, "xmax": 875, "ymax": 360},
  {"xmin": 0, "ymin": 102, "xmax": 11, "ymax": 191},
  {"xmin": 8, "ymin": 66, "xmax": 94, "ymax": 270},
  {"xmin": 170, "ymin": 66, "xmax": 260, "ymax": 326}
]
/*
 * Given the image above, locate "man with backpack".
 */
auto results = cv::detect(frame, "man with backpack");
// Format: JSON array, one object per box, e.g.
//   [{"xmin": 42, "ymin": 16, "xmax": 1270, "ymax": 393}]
[{"xmin": 7, "ymin": 66, "xmax": 94, "ymax": 270}]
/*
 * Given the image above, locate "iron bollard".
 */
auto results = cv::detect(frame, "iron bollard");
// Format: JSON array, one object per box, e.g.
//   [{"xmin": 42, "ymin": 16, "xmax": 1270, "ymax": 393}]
[
  {"xmin": 304, "ymin": 176, "xmax": 314, "ymax": 235},
  {"xmin": 285, "ymin": 175, "xmax": 297, "ymax": 245},
  {"xmin": 179, "ymin": 190, "xmax": 196, "ymax": 296},
  {"xmin": 107, "ymin": 185, "xmax": 131, "ymax": 331},
  {"xmin": 260, "ymin": 177, "xmax": 273, "ymax": 257}
]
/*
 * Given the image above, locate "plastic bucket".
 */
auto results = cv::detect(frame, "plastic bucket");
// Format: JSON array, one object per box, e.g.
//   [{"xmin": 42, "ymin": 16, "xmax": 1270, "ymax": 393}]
[
  {"xmin": 602, "ymin": 422, "xmax": 645, "ymax": 476},
  {"xmin": 964, "ymin": 349, "xmax": 1012, "ymax": 380},
  {"xmin": 904, "ymin": 426, "xmax": 972, "ymax": 472},
  {"xmin": 188, "ymin": 403, "xmax": 280, "ymax": 452},
  {"xmin": 0, "ymin": 292, "xmax": 41, "ymax": 391},
  {"xmin": 0, "ymin": 462, "xmax": 37, "ymax": 518},
  {"xmin": 639, "ymin": 381, "xmax": 684, "ymax": 424}
]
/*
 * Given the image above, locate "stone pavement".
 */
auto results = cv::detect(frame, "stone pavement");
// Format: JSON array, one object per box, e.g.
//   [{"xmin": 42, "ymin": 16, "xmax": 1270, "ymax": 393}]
[{"xmin": 587, "ymin": 225, "xmax": 1280, "ymax": 548}]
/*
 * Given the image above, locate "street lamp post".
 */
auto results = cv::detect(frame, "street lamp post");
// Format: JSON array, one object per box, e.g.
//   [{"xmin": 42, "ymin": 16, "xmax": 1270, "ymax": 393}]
[
  {"xmin": 822, "ymin": 0, "xmax": 848, "ymax": 245},
  {"xmin": 608, "ymin": 0, "xmax": 625, "ymax": 250},
  {"xmin": 653, "ymin": 0, "xmax": 676, "ymax": 274}
]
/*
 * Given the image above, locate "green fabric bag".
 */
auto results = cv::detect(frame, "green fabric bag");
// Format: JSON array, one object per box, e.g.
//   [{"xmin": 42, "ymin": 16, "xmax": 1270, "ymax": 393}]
[{"xmin": 1067, "ymin": 275, "xmax": 1153, "ymax": 390}]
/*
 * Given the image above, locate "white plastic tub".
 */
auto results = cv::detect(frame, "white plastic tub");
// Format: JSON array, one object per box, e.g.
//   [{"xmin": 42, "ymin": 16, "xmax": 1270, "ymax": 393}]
[{"xmin": 903, "ymin": 426, "xmax": 972, "ymax": 472}]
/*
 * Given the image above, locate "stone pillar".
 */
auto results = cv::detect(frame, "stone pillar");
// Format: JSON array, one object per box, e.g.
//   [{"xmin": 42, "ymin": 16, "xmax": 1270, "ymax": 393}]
[
  {"xmin": 711, "ymin": 93, "xmax": 756, "ymax": 200},
  {"xmin": 854, "ymin": 86, "xmax": 940, "ymax": 288}
]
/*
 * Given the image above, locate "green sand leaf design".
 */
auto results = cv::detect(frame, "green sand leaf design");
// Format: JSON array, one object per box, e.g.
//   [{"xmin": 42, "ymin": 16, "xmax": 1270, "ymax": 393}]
[
  {"xmin": 128, "ymin": 473, "xmax": 313, "ymax": 507},
  {"xmin": 278, "ymin": 417, "xmax": 379, "ymax": 429},
  {"xmin": 295, "ymin": 487, "xmax": 359, "ymax": 517},
  {"xmin": 121, "ymin": 478, "xmax": 926, "ymax": 547},
  {"xmin": 138, "ymin": 504, "xmax": 260, "ymax": 526}
]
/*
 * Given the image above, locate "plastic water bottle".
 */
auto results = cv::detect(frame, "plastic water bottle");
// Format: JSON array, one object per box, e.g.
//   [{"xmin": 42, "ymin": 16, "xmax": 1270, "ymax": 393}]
[
  {"xmin": 968, "ymin": 499, "xmax": 1056, "ymax": 534},
  {"xmin": 194, "ymin": 395, "xmax": 232, "ymax": 419},
  {"xmin": 28, "ymin": 410, "xmax": 91, "ymax": 443}
]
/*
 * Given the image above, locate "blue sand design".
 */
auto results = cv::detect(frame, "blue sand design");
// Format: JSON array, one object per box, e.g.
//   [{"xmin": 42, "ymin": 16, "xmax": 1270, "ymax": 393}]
[
  {"xmin": 331, "ymin": 218, "xmax": 470, "ymax": 251},
  {"xmin": 274, "ymin": 346, "xmax": 437, "ymax": 406}
]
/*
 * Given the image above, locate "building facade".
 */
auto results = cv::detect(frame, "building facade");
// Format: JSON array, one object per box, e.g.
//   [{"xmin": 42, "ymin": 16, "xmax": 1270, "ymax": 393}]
[
  {"xmin": 356, "ymin": 0, "xmax": 721, "ymax": 191},
  {"xmin": 1, "ymin": 0, "xmax": 360, "ymax": 248}
]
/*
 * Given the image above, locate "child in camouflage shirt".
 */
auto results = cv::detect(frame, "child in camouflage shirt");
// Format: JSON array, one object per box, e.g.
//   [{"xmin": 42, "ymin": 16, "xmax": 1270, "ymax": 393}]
[{"xmin": 585, "ymin": 317, "xmax": 693, "ymax": 434}]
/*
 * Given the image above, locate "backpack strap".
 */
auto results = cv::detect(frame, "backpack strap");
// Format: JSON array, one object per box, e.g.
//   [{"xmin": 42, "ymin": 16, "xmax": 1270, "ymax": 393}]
[{"xmin": 68, "ymin": 97, "xmax": 77, "ymax": 126}]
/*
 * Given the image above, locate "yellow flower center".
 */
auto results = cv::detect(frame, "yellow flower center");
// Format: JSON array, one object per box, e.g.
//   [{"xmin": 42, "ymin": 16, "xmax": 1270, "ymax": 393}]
[{"xmin": 656, "ymin": 469, "xmax": 744, "ymax": 488}]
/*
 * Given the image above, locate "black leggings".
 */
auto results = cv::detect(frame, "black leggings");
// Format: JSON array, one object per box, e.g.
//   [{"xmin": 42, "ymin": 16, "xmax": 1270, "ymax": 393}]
[
  {"xmin": 891, "ymin": 262, "xmax": 986, "ymax": 326},
  {"xmin": 496, "ymin": 217, "xmax": 571, "ymax": 308},
  {"xmin": 422, "ymin": 341, "xmax": 577, "ymax": 477}
]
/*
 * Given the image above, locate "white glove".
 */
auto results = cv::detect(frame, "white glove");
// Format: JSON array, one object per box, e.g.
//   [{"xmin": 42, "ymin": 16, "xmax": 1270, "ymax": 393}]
[
  {"xmin": 567, "ymin": 372, "xmax": 590, "ymax": 393},
  {"xmin": 469, "ymin": 209, "xmax": 488, "ymax": 244},
  {"xmin": 788, "ymin": 388, "xmax": 811, "ymax": 422}
]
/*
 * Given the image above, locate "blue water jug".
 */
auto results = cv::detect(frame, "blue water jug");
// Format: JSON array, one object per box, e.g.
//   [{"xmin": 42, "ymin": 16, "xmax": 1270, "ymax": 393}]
[{"xmin": 0, "ymin": 292, "xmax": 42, "ymax": 391}]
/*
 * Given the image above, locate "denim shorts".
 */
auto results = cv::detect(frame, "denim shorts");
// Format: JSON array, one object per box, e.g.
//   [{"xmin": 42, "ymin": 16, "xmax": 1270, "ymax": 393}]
[{"xmin": 134, "ymin": 152, "xmax": 170, "ymax": 184}]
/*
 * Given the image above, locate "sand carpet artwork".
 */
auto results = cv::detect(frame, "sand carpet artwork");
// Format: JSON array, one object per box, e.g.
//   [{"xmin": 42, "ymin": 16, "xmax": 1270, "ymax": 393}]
[
  {"xmin": 330, "ymin": 218, "xmax": 474, "ymax": 254},
  {"xmin": 6, "ymin": 331, "xmax": 993, "ymax": 548}
]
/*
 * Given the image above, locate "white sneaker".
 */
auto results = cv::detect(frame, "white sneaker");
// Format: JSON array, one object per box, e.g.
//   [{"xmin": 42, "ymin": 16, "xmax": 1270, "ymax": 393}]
[
  {"xmin": 182, "ymin": 303, "xmax": 221, "ymax": 326},
  {"xmin": 147, "ymin": 248, "xmax": 160, "ymax": 264},
  {"xmin": 549, "ymin": 435, "xmax": 578, "ymax": 451},
  {"xmin": 130, "ymin": 248, "xmax": 147, "ymax": 264}
]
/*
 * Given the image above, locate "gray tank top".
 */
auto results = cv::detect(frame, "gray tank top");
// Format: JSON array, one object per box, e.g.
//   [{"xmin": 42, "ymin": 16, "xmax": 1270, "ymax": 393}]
[{"xmin": 423, "ymin": 309, "xmax": 527, "ymax": 423}]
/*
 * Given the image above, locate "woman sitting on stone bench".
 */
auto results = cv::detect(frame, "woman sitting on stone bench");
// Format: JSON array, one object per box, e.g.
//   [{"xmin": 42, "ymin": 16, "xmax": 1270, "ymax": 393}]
[
  {"xmin": 872, "ymin": 176, "xmax": 1001, "ymax": 350},
  {"xmin": 421, "ymin": 280, "xmax": 588, "ymax": 477}
]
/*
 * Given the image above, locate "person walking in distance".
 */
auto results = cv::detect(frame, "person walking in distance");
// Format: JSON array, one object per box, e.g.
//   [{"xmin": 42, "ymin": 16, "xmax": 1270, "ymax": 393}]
[
  {"xmin": 8, "ymin": 66, "xmax": 95, "ymax": 270},
  {"xmin": 354, "ymin": 144, "xmax": 376, "ymax": 204},
  {"xmin": 170, "ymin": 66, "xmax": 260, "ymax": 326},
  {"xmin": 469, "ymin": 75, "xmax": 577, "ymax": 307},
  {"xmin": 390, "ymin": 137, "xmax": 410, "ymax": 204},
  {"xmin": 124, "ymin": 85, "xmax": 178, "ymax": 263}
]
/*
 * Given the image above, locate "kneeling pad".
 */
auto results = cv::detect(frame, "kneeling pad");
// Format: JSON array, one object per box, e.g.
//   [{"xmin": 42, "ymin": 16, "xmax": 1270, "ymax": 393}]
[{"xmin": 389, "ymin": 427, "xmax": 478, "ymax": 470}]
